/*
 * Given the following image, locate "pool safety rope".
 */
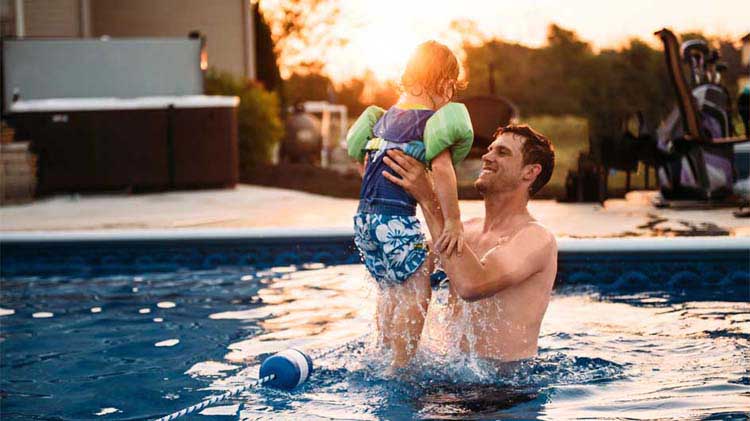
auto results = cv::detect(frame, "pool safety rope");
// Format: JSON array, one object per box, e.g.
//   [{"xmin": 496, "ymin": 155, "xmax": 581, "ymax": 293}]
[
  {"xmin": 153, "ymin": 373, "xmax": 276, "ymax": 421},
  {"xmin": 153, "ymin": 334, "xmax": 368, "ymax": 421}
]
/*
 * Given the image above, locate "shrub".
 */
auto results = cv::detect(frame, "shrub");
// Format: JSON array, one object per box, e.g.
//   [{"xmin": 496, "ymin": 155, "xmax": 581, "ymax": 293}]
[{"xmin": 204, "ymin": 69, "xmax": 284, "ymax": 173}]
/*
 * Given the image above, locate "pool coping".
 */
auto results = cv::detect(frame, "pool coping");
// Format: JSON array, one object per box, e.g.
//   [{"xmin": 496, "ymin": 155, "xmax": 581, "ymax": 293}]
[{"xmin": 1, "ymin": 228, "xmax": 749, "ymax": 252}]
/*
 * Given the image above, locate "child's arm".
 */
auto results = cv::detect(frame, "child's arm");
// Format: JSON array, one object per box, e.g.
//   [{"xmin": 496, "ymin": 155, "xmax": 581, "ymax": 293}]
[
  {"xmin": 346, "ymin": 105, "xmax": 385, "ymax": 163},
  {"xmin": 430, "ymin": 149, "xmax": 464, "ymax": 257},
  {"xmin": 357, "ymin": 153, "xmax": 369, "ymax": 177}
]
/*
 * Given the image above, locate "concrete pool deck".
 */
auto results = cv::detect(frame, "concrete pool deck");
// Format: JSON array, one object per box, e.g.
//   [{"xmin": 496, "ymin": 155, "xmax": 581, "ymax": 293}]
[{"xmin": 0, "ymin": 185, "xmax": 748, "ymax": 237}]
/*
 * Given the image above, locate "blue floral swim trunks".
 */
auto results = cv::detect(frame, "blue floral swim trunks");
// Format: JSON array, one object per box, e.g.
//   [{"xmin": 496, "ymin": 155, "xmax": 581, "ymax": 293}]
[{"xmin": 353, "ymin": 213, "xmax": 428, "ymax": 285}]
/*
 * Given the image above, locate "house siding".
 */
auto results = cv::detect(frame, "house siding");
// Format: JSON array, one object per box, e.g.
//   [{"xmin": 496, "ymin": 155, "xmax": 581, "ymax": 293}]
[
  {"xmin": 91, "ymin": 0, "xmax": 247, "ymax": 78},
  {"xmin": 23, "ymin": 0, "xmax": 80, "ymax": 37}
]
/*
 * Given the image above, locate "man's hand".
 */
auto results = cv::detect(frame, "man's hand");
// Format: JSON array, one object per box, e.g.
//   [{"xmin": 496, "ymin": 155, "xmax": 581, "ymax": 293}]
[{"xmin": 381, "ymin": 150, "xmax": 435, "ymax": 204}]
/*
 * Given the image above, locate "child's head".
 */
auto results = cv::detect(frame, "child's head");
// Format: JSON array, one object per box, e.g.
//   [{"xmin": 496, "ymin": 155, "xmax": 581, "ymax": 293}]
[{"xmin": 401, "ymin": 41, "xmax": 464, "ymax": 104}]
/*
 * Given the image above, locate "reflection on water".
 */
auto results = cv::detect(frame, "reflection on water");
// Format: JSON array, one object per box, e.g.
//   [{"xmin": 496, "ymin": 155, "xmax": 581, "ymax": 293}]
[
  {"xmin": 198, "ymin": 265, "xmax": 748, "ymax": 420},
  {"xmin": 416, "ymin": 384, "xmax": 541, "ymax": 420},
  {"xmin": 208, "ymin": 265, "xmax": 374, "ymax": 363},
  {"xmin": 1, "ymin": 263, "xmax": 748, "ymax": 420}
]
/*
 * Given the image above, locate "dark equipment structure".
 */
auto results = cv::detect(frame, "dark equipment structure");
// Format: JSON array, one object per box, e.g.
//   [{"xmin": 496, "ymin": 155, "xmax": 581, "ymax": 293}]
[
  {"xmin": 281, "ymin": 102, "xmax": 323, "ymax": 165},
  {"xmin": 567, "ymin": 28, "xmax": 749, "ymax": 204},
  {"xmin": 1, "ymin": 36, "xmax": 239, "ymax": 195}
]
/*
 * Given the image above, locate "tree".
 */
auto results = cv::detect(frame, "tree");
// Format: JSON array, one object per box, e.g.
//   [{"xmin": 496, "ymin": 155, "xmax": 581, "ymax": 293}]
[
  {"xmin": 460, "ymin": 24, "xmax": 716, "ymax": 138},
  {"xmin": 254, "ymin": 3, "xmax": 282, "ymax": 94},
  {"xmin": 205, "ymin": 71, "xmax": 284, "ymax": 170},
  {"xmin": 259, "ymin": 0, "xmax": 347, "ymax": 77},
  {"xmin": 283, "ymin": 72, "xmax": 334, "ymax": 105}
]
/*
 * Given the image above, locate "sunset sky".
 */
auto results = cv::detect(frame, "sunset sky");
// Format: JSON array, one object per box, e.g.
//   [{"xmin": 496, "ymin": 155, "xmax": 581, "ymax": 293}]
[{"xmin": 263, "ymin": 0, "xmax": 750, "ymax": 82}]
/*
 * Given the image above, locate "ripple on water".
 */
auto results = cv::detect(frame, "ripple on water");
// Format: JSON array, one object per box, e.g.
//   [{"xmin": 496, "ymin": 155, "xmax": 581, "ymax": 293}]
[
  {"xmin": 186, "ymin": 361, "xmax": 240, "ymax": 378},
  {"xmin": 157, "ymin": 301, "xmax": 176, "ymax": 309},
  {"xmin": 155, "ymin": 339, "xmax": 180, "ymax": 347},
  {"xmin": 2, "ymin": 261, "xmax": 747, "ymax": 421},
  {"xmin": 200, "ymin": 404, "xmax": 239, "ymax": 416},
  {"xmin": 94, "ymin": 407, "xmax": 120, "ymax": 416},
  {"xmin": 32, "ymin": 312, "xmax": 54, "ymax": 318},
  {"xmin": 271, "ymin": 265, "xmax": 297, "ymax": 274}
]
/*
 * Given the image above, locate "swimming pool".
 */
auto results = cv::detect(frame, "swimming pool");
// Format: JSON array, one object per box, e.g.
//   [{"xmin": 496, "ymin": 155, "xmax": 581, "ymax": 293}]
[{"xmin": 1, "ymin": 230, "xmax": 748, "ymax": 420}]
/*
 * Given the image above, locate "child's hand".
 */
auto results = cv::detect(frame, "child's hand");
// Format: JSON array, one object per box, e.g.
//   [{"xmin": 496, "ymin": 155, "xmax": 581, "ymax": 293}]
[{"xmin": 435, "ymin": 218, "xmax": 464, "ymax": 257}]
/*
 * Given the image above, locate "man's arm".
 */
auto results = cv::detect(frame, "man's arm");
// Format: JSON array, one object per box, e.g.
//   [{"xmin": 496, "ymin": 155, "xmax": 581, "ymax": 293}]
[
  {"xmin": 382, "ymin": 149, "xmax": 554, "ymax": 302},
  {"xmin": 444, "ymin": 225, "xmax": 555, "ymax": 301}
]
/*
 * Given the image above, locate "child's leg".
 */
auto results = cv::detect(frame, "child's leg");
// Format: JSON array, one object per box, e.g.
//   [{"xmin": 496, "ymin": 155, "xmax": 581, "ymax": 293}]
[
  {"xmin": 358, "ymin": 213, "xmax": 433, "ymax": 368},
  {"xmin": 388, "ymin": 262, "xmax": 432, "ymax": 368},
  {"xmin": 375, "ymin": 286, "xmax": 396, "ymax": 349}
]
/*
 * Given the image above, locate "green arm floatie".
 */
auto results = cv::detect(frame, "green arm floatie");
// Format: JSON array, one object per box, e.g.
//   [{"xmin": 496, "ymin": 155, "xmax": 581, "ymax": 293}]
[
  {"xmin": 423, "ymin": 102, "xmax": 474, "ymax": 165},
  {"xmin": 346, "ymin": 105, "xmax": 386, "ymax": 162}
]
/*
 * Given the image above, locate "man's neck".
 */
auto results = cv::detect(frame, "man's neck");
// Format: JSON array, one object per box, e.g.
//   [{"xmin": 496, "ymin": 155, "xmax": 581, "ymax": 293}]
[{"xmin": 482, "ymin": 189, "xmax": 530, "ymax": 233}]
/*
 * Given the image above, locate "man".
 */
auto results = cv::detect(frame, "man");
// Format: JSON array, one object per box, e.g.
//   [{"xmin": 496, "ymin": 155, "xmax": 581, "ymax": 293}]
[{"xmin": 381, "ymin": 124, "xmax": 557, "ymax": 362}]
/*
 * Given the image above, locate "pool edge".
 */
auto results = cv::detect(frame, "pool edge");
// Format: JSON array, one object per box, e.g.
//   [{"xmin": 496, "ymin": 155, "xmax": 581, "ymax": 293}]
[{"xmin": 1, "ymin": 228, "xmax": 749, "ymax": 252}]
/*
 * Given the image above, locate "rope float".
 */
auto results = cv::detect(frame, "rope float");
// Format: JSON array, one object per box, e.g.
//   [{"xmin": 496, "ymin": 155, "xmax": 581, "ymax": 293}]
[{"xmin": 153, "ymin": 334, "xmax": 368, "ymax": 421}]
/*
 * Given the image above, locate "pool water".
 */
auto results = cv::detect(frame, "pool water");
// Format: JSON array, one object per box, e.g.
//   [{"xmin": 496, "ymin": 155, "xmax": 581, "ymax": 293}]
[{"xmin": 1, "ymin": 263, "xmax": 748, "ymax": 420}]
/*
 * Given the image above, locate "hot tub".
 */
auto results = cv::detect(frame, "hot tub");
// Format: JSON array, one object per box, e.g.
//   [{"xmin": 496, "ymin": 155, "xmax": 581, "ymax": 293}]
[{"xmin": 8, "ymin": 95, "xmax": 239, "ymax": 194}]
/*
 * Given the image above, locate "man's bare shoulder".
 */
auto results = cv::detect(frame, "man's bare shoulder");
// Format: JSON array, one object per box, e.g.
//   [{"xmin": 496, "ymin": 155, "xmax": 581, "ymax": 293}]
[
  {"xmin": 512, "ymin": 222, "xmax": 557, "ymax": 252},
  {"xmin": 463, "ymin": 217, "xmax": 483, "ymax": 232}
]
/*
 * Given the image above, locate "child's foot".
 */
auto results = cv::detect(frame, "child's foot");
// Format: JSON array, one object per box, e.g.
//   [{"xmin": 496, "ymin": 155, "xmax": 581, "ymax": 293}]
[{"xmin": 382, "ymin": 362, "xmax": 408, "ymax": 379}]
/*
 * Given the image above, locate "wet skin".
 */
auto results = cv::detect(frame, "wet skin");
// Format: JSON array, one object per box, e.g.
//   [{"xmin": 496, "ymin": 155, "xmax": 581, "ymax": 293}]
[{"xmin": 382, "ymin": 133, "xmax": 557, "ymax": 361}]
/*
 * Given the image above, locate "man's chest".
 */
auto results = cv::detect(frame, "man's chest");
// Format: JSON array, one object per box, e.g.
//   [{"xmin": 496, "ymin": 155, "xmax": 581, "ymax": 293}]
[
  {"xmin": 465, "ymin": 229, "xmax": 514, "ymax": 261},
  {"xmin": 466, "ymin": 234, "xmax": 509, "ymax": 260}
]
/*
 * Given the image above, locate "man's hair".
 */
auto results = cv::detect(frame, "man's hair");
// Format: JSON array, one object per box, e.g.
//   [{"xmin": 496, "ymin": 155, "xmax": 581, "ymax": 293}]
[
  {"xmin": 401, "ymin": 41, "xmax": 466, "ymax": 100},
  {"xmin": 494, "ymin": 124, "xmax": 555, "ymax": 196}
]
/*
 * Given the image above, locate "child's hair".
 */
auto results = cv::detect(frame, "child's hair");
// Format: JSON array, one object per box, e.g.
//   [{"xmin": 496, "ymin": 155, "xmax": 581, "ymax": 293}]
[{"xmin": 401, "ymin": 41, "xmax": 466, "ymax": 100}]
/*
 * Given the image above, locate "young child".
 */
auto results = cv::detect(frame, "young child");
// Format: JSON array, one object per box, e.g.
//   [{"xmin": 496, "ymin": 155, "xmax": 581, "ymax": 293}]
[{"xmin": 346, "ymin": 41, "xmax": 474, "ymax": 368}]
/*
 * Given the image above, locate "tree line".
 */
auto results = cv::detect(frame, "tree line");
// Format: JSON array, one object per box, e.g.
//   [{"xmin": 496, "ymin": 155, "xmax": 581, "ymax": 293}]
[{"xmin": 278, "ymin": 24, "xmax": 743, "ymax": 138}]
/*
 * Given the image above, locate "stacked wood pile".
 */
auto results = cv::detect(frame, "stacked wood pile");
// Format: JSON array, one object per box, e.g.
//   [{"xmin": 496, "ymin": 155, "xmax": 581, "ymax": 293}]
[{"xmin": 1, "ymin": 122, "xmax": 37, "ymax": 204}]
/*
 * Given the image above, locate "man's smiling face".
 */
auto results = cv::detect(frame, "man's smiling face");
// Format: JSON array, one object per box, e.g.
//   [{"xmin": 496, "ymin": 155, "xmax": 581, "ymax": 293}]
[{"xmin": 474, "ymin": 132, "xmax": 526, "ymax": 195}]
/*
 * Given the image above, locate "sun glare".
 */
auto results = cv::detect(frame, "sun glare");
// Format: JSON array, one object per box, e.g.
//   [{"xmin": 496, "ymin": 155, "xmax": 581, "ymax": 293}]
[
  {"xmin": 323, "ymin": 1, "xmax": 468, "ymax": 83},
  {"xmin": 335, "ymin": 30, "xmax": 421, "ymax": 82},
  {"xmin": 262, "ymin": 0, "xmax": 749, "ymax": 83}
]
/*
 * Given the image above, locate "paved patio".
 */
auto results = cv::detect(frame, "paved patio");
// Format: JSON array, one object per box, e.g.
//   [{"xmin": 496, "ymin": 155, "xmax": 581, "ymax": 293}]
[{"xmin": 1, "ymin": 185, "xmax": 748, "ymax": 238}]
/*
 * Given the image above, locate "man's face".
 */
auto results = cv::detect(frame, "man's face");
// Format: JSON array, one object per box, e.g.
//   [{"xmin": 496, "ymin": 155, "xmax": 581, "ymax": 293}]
[{"xmin": 474, "ymin": 132, "xmax": 526, "ymax": 195}]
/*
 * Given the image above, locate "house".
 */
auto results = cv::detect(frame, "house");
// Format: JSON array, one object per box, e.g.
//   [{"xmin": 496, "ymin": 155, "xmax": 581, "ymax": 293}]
[{"xmin": 0, "ymin": 0, "xmax": 257, "ymax": 79}]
